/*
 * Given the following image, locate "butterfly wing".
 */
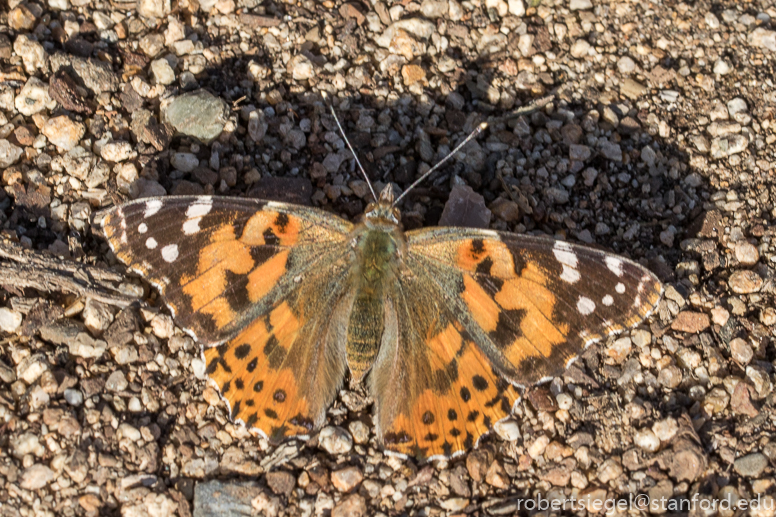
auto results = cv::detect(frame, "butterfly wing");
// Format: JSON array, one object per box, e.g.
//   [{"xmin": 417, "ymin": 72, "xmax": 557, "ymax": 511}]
[
  {"xmin": 101, "ymin": 196, "xmax": 355, "ymax": 440},
  {"xmin": 371, "ymin": 227, "xmax": 663, "ymax": 458}
]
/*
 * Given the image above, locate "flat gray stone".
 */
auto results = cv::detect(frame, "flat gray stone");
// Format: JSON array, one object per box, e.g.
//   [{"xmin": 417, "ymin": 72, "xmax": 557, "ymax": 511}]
[
  {"xmin": 163, "ymin": 90, "xmax": 229, "ymax": 144},
  {"xmin": 193, "ymin": 480, "xmax": 262, "ymax": 517}
]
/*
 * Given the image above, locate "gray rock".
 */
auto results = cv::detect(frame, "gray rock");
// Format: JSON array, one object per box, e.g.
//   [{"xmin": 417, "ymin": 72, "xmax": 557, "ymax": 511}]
[
  {"xmin": 733, "ymin": 453, "xmax": 768, "ymax": 478},
  {"xmin": 163, "ymin": 90, "xmax": 229, "ymax": 144},
  {"xmin": 318, "ymin": 426, "xmax": 353, "ymax": 455},
  {"xmin": 50, "ymin": 53, "xmax": 119, "ymax": 94},
  {"xmin": 193, "ymin": 480, "xmax": 261, "ymax": 517},
  {"xmin": 439, "ymin": 184, "xmax": 492, "ymax": 228}
]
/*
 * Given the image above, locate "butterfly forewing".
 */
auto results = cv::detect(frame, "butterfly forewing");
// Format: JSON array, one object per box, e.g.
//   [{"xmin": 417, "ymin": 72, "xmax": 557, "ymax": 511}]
[
  {"xmin": 101, "ymin": 196, "xmax": 353, "ymax": 344},
  {"xmin": 406, "ymin": 228, "xmax": 663, "ymax": 386}
]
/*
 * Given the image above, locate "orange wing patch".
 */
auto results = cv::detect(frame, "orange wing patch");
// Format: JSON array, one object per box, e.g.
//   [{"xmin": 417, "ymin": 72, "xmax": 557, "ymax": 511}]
[
  {"xmin": 455, "ymin": 239, "xmax": 570, "ymax": 367},
  {"xmin": 178, "ymin": 213, "xmax": 295, "ymax": 331},
  {"xmin": 382, "ymin": 323, "xmax": 519, "ymax": 458},
  {"xmin": 204, "ymin": 301, "xmax": 314, "ymax": 440}
]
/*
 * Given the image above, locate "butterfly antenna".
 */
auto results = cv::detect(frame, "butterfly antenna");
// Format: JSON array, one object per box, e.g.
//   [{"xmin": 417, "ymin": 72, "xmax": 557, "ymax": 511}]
[
  {"xmin": 392, "ymin": 121, "xmax": 488, "ymax": 207},
  {"xmin": 321, "ymin": 91, "xmax": 378, "ymax": 202}
]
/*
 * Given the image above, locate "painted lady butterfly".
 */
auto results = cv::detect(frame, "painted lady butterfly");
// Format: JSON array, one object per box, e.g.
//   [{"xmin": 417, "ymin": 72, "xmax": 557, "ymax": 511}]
[{"xmin": 101, "ymin": 122, "xmax": 663, "ymax": 460}]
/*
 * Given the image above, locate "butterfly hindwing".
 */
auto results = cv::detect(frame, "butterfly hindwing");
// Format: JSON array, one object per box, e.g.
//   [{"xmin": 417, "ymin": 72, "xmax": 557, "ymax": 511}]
[
  {"xmin": 370, "ymin": 275, "xmax": 521, "ymax": 459},
  {"xmin": 102, "ymin": 196, "xmax": 354, "ymax": 441}
]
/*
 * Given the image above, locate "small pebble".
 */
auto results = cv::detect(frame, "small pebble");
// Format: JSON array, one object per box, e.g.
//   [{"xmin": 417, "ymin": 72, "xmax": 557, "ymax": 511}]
[
  {"xmin": 317, "ymin": 426, "xmax": 353, "ymax": 455},
  {"xmin": 493, "ymin": 418, "xmax": 521, "ymax": 441},
  {"xmin": 728, "ymin": 270, "xmax": 763, "ymax": 294},
  {"xmin": 331, "ymin": 466, "xmax": 363, "ymax": 492},
  {"xmin": 64, "ymin": 388, "xmax": 84, "ymax": 406},
  {"xmin": 633, "ymin": 428, "xmax": 660, "ymax": 452},
  {"xmin": 729, "ymin": 337, "xmax": 753, "ymax": 365},
  {"xmin": 0, "ymin": 307, "xmax": 23, "ymax": 333},
  {"xmin": 652, "ymin": 417, "xmax": 678, "ymax": 442},
  {"xmin": 20, "ymin": 464, "xmax": 55, "ymax": 490}
]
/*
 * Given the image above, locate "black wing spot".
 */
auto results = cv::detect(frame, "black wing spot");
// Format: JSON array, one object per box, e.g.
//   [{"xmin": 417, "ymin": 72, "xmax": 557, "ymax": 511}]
[
  {"xmin": 275, "ymin": 213, "xmax": 289, "ymax": 232},
  {"xmin": 218, "ymin": 358, "xmax": 232, "ymax": 374},
  {"xmin": 253, "ymin": 380, "xmax": 264, "ymax": 392},
  {"xmin": 263, "ymin": 335, "xmax": 286, "ymax": 369},
  {"xmin": 263, "ymin": 228, "xmax": 279, "ymax": 246},
  {"xmin": 384, "ymin": 430, "xmax": 412, "ymax": 445},
  {"xmin": 245, "ymin": 399, "xmax": 255, "ymax": 407},
  {"xmin": 490, "ymin": 308, "xmax": 526, "ymax": 347},
  {"xmin": 483, "ymin": 415, "xmax": 492, "ymax": 428},
  {"xmin": 470, "ymin": 239, "xmax": 485, "ymax": 257},
  {"xmin": 234, "ymin": 343, "xmax": 252, "ymax": 359},
  {"xmin": 432, "ymin": 359, "xmax": 458, "ymax": 393},
  {"xmin": 464, "ymin": 432, "xmax": 474, "ymax": 449},
  {"xmin": 234, "ymin": 378, "xmax": 244, "ymax": 390},
  {"xmin": 221, "ymin": 380, "xmax": 231, "ymax": 394},
  {"xmin": 423, "ymin": 433, "xmax": 439, "ymax": 443},
  {"xmin": 246, "ymin": 413, "xmax": 258, "ymax": 426},
  {"xmin": 422, "ymin": 411, "xmax": 435, "ymax": 425},
  {"xmin": 247, "ymin": 357, "xmax": 258, "ymax": 372},
  {"xmin": 206, "ymin": 358, "xmax": 219, "ymax": 374},
  {"xmin": 250, "ymin": 245, "xmax": 276, "ymax": 268},
  {"xmin": 460, "ymin": 386, "xmax": 471, "ymax": 402},
  {"xmin": 472, "ymin": 375, "xmax": 489, "ymax": 391},
  {"xmin": 231, "ymin": 401, "xmax": 240, "ymax": 419},
  {"xmin": 264, "ymin": 408, "xmax": 278, "ymax": 419},
  {"xmin": 475, "ymin": 256, "xmax": 494, "ymax": 276},
  {"xmin": 289, "ymin": 414, "xmax": 314, "ymax": 431},
  {"xmin": 447, "ymin": 409, "xmax": 458, "ymax": 421},
  {"xmin": 273, "ymin": 389, "xmax": 286, "ymax": 403},
  {"xmin": 467, "ymin": 410, "xmax": 479, "ymax": 422},
  {"xmin": 442, "ymin": 441, "xmax": 453, "ymax": 456},
  {"xmin": 450, "ymin": 428, "xmax": 461, "ymax": 437},
  {"xmin": 216, "ymin": 343, "xmax": 229, "ymax": 357},
  {"xmin": 223, "ymin": 270, "xmax": 252, "ymax": 314}
]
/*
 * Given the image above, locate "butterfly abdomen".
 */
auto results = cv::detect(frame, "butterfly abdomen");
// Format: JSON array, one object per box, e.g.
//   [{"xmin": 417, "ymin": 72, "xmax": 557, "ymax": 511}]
[{"xmin": 344, "ymin": 226, "xmax": 404, "ymax": 380}]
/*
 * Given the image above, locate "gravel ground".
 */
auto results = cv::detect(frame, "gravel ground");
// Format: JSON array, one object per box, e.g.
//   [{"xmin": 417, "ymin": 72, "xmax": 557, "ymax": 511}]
[{"xmin": 1, "ymin": 0, "xmax": 776, "ymax": 516}]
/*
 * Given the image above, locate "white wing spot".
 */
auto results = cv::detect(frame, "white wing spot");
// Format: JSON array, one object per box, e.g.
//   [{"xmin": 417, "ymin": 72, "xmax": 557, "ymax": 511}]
[
  {"xmin": 161, "ymin": 244, "xmax": 179, "ymax": 263},
  {"xmin": 146, "ymin": 237, "xmax": 158, "ymax": 249},
  {"xmin": 144, "ymin": 199, "xmax": 163, "ymax": 218},
  {"xmin": 577, "ymin": 296, "xmax": 596, "ymax": 315},
  {"xmin": 553, "ymin": 241, "xmax": 578, "ymax": 268},
  {"xmin": 605, "ymin": 256, "xmax": 624, "ymax": 277},
  {"xmin": 186, "ymin": 200, "xmax": 213, "ymax": 218},
  {"xmin": 615, "ymin": 282, "xmax": 626, "ymax": 294},
  {"xmin": 560, "ymin": 265, "xmax": 581, "ymax": 284},
  {"xmin": 138, "ymin": 223, "xmax": 148, "ymax": 234},
  {"xmin": 183, "ymin": 218, "xmax": 201, "ymax": 235},
  {"xmin": 602, "ymin": 294, "xmax": 614, "ymax": 306}
]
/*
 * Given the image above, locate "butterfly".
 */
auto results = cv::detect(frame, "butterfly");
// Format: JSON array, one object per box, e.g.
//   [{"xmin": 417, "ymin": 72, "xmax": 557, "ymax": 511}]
[{"xmin": 100, "ymin": 113, "xmax": 663, "ymax": 459}]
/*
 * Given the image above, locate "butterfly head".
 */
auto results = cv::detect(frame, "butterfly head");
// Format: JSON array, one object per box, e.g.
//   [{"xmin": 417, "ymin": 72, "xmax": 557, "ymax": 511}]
[{"xmin": 364, "ymin": 184, "xmax": 401, "ymax": 227}]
